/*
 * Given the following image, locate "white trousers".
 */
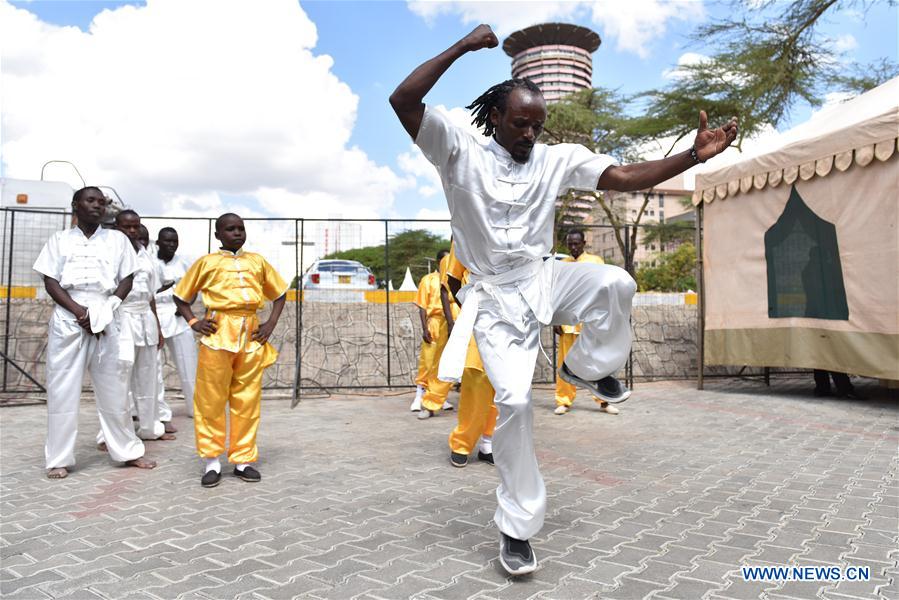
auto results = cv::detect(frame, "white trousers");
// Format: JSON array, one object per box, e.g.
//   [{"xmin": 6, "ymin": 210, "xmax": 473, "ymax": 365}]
[
  {"xmin": 156, "ymin": 328, "xmax": 197, "ymax": 419},
  {"xmin": 473, "ymin": 261, "xmax": 636, "ymax": 540},
  {"xmin": 45, "ymin": 313, "xmax": 145, "ymax": 468},
  {"xmin": 131, "ymin": 345, "xmax": 164, "ymax": 439},
  {"xmin": 97, "ymin": 344, "xmax": 163, "ymax": 444}
]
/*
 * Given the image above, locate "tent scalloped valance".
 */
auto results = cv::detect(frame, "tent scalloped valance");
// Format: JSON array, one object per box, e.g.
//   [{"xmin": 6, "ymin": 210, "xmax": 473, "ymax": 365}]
[{"xmin": 693, "ymin": 136, "xmax": 899, "ymax": 205}]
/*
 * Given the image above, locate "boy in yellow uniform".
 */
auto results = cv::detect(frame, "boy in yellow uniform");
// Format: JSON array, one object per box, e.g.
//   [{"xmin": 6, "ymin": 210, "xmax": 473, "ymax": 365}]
[
  {"xmin": 413, "ymin": 249, "xmax": 453, "ymax": 419},
  {"xmin": 441, "ymin": 243, "xmax": 497, "ymax": 467},
  {"xmin": 554, "ymin": 231, "xmax": 619, "ymax": 416},
  {"xmin": 174, "ymin": 213, "xmax": 288, "ymax": 488}
]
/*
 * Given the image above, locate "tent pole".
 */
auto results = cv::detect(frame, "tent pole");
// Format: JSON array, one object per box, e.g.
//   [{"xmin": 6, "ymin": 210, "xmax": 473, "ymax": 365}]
[{"xmin": 696, "ymin": 203, "xmax": 705, "ymax": 391}]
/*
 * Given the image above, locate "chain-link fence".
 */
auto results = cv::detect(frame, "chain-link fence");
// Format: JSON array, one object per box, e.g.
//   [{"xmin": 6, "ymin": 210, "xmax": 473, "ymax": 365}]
[{"xmin": 1, "ymin": 207, "xmax": 719, "ymax": 402}]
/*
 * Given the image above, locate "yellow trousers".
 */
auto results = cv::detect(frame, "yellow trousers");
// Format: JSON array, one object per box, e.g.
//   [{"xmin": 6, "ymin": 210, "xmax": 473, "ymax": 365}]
[
  {"xmin": 555, "ymin": 332, "xmax": 601, "ymax": 407},
  {"xmin": 419, "ymin": 318, "xmax": 452, "ymax": 412},
  {"xmin": 449, "ymin": 368, "xmax": 496, "ymax": 454},
  {"xmin": 194, "ymin": 344, "xmax": 265, "ymax": 464}
]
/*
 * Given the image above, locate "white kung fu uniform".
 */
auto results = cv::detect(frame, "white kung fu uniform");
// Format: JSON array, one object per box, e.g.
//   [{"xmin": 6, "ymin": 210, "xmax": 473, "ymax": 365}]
[
  {"xmin": 155, "ymin": 253, "xmax": 197, "ymax": 419},
  {"xmin": 33, "ymin": 227, "xmax": 146, "ymax": 469},
  {"xmin": 119, "ymin": 246, "xmax": 165, "ymax": 440},
  {"xmin": 417, "ymin": 105, "xmax": 637, "ymax": 541}
]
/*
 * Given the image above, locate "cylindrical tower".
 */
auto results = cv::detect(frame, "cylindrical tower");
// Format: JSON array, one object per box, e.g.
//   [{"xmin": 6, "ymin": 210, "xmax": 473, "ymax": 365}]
[{"xmin": 503, "ymin": 23, "xmax": 601, "ymax": 103}]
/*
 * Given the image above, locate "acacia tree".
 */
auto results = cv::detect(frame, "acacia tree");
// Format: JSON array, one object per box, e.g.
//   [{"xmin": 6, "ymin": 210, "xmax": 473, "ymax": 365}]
[
  {"xmin": 546, "ymin": 0, "xmax": 896, "ymax": 274},
  {"xmin": 636, "ymin": 0, "xmax": 898, "ymax": 149}
]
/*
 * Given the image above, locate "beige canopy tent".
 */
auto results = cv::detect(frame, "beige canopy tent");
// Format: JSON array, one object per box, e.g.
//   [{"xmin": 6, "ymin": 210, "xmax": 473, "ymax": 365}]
[{"xmin": 692, "ymin": 77, "xmax": 899, "ymax": 382}]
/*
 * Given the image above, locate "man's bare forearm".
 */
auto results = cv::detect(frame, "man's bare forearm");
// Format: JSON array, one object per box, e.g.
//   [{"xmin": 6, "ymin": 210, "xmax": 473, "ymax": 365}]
[
  {"xmin": 440, "ymin": 286, "xmax": 454, "ymax": 327},
  {"xmin": 266, "ymin": 295, "xmax": 286, "ymax": 327},
  {"xmin": 174, "ymin": 297, "xmax": 196, "ymax": 322},
  {"xmin": 44, "ymin": 277, "xmax": 84, "ymax": 316},
  {"xmin": 389, "ymin": 24, "xmax": 497, "ymax": 139},
  {"xmin": 418, "ymin": 306, "xmax": 429, "ymax": 334},
  {"xmin": 113, "ymin": 275, "xmax": 134, "ymax": 302},
  {"xmin": 389, "ymin": 43, "xmax": 469, "ymax": 139},
  {"xmin": 598, "ymin": 150, "xmax": 696, "ymax": 192}
]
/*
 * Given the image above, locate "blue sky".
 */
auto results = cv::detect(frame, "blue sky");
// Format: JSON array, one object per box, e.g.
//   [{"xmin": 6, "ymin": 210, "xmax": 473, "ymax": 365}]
[{"xmin": 5, "ymin": 0, "xmax": 897, "ymax": 221}]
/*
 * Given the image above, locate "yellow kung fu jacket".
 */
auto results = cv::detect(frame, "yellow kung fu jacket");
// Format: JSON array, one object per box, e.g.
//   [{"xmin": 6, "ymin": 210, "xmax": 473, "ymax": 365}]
[{"xmin": 174, "ymin": 249, "xmax": 289, "ymax": 363}]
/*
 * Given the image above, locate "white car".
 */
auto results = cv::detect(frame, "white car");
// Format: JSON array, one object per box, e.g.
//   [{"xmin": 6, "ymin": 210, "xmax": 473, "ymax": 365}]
[{"xmin": 302, "ymin": 259, "xmax": 377, "ymax": 290}]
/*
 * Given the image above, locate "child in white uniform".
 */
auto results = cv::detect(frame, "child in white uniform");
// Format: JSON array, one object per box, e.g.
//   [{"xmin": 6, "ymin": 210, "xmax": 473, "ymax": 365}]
[{"xmin": 33, "ymin": 187, "xmax": 157, "ymax": 479}]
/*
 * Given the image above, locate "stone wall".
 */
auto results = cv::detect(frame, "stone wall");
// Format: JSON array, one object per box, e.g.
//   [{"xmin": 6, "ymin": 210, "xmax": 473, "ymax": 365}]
[{"xmin": 0, "ymin": 299, "xmax": 703, "ymax": 393}]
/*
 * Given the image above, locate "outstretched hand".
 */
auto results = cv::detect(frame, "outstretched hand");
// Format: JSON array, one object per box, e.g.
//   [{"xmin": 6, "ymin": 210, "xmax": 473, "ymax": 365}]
[
  {"xmin": 693, "ymin": 111, "xmax": 738, "ymax": 162},
  {"xmin": 460, "ymin": 24, "xmax": 498, "ymax": 52}
]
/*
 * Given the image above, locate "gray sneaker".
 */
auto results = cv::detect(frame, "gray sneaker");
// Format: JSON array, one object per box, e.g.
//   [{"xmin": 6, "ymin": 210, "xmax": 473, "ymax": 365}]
[
  {"xmin": 558, "ymin": 363, "xmax": 631, "ymax": 404},
  {"xmin": 499, "ymin": 533, "xmax": 537, "ymax": 575}
]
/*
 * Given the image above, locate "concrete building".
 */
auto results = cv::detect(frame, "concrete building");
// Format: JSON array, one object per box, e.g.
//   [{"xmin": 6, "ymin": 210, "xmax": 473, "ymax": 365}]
[
  {"xmin": 502, "ymin": 23, "xmax": 600, "ymax": 103},
  {"xmin": 588, "ymin": 173, "xmax": 694, "ymax": 269}
]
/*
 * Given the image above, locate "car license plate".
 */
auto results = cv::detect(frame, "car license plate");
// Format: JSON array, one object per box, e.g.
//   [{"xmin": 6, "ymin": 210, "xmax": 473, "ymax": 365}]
[{"xmin": 339, "ymin": 275, "xmax": 351, "ymax": 284}]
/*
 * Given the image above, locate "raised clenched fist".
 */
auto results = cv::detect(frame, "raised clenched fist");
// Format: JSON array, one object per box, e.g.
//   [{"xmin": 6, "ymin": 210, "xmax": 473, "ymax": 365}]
[{"xmin": 461, "ymin": 24, "xmax": 499, "ymax": 52}]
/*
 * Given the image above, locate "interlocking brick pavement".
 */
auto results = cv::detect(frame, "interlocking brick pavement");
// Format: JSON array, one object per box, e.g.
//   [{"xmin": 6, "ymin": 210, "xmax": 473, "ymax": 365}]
[{"xmin": 1, "ymin": 379, "xmax": 897, "ymax": 599}]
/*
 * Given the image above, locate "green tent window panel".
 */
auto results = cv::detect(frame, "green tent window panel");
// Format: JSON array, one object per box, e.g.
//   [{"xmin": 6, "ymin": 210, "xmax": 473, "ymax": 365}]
[{"xmin": 765, "ymin": 185, "xmax": 848, "ymax": 320}]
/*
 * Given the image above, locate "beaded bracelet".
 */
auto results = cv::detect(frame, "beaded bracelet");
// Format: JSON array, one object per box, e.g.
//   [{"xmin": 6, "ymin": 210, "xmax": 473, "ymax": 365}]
[{"xmin": 690, "ymin": 145, "xmax": 705, "ymax": 164}]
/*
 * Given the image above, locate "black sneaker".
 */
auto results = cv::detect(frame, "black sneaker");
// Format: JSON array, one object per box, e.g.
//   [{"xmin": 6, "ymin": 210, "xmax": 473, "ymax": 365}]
[
  {"xmin": 477, "ymin": 451, "xmax": 494, "ymax": 465},
  {"xmin": 450, "ymin": 452, "xmax": 468, "ymax": 468},
  {"xmin": 234, "ymin": 466, "xmax": 261, "ymax": 482},
  {"xmin": 558, "ymin": 363, "xmax": 631, "ymax": 404},
  {"xmin": 201, "ymin": 470, "xmax": 221, "ymax": 488},
  {"xmin": 499, "ymin": 533, "xmax": 537, "ymax": 575}
]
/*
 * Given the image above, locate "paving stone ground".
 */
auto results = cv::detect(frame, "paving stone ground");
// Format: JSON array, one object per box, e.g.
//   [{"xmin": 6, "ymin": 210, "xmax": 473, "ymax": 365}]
[{"xmin": 1, "ymin": 378, "xmax": 897, "ymax": 600}]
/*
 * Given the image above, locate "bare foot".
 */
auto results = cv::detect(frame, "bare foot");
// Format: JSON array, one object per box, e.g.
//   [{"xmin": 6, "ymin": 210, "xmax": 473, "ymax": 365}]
[
  {"xmin": 125, "ymin": 456, "xmax": 157, "ymax": 469},
  {"xmin": 47, "ymin": 467, "xmax": 68, "ymax": 479},
  {"xmin": 159, "ymin": 432, "xmax": 176, "ymax": 441},
  {"xmin": 164, "ymin": 421, "xmax": 177, "ymax": 434},
  {"xmin": 97, "ymin": 442, "xmax": 108, "ymax": 452}
]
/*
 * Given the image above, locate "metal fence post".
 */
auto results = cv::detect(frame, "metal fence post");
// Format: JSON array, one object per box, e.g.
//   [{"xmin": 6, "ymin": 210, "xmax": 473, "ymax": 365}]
[
  {"xmin": 384, "ymin": 220, "xmax": 391, "ymax": 387},
  {"xmin": 624, "ymin": 223, "xmax": 634, "ymax": 389},
  {"xmin": 696, "ymin": 204, "xmax": 705, "ymax": 390},
  {"xmin": 3, "ymin": 211, "xmax": 15, "ymax": 391},
  {"xmin": 292, "ymin": 218, "xmax": 302, "ymax": 405},
  {"xmin": 206, "ymin": 219, "xmax": 212, "ymax": 254}
]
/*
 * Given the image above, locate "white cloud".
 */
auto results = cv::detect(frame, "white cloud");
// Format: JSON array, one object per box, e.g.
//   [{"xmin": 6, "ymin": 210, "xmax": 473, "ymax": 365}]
[
  {"xmin": 407, "ymin": 0, "xmax": 705, "ymax": 58},
  {"xmin": 831, "ymin": 33, "xmax": 858, "ymax": 54},
  {"xmin": 662, "ymin": 52, "xmax": 711, "ymax": 80},
  {"xmin": 0, "ymin": 0, "xmax": 405, "ymax": 222},
  {"xmin": 415, "ymin": 207, "xmax": 451, "ymax": 220},
  {"xmin": 408, "ymin": 1, "xmax": 582, "ymax": 36}
]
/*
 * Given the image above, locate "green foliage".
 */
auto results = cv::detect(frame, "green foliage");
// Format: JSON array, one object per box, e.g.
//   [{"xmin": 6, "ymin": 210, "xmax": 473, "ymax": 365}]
[
  {"xmin": 639, "ymin": 0, "xmax": 898, "ymax": 149},
  {"xmin": 636, "ymin": 243, "xmax": 697, "ymax": 292},
  {"xmin": 321, "ymin": 229, "xmax": 450, "ymax": 288},
  {"xmin": 641, "ymin": 220, "xmax": 696, "ymax": 249},
  {"xmin": 544, "ymin": 88, "xmax": 646, "ymax": 163}
]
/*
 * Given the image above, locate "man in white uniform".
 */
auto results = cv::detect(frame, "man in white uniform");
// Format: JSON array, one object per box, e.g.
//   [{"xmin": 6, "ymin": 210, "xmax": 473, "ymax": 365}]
[
  {"xmin": 137, "ymin": 224, "xmax": 176, "ymax": 431},
  {"xmin": 390, "ymin": 24, "xmax": 738, "ymax": 574},
  {"xmin": 113, "ymin": 210, "xmax": 172, "ymax": 442},
  {"xmin": 154, "ymin": 227, "xmax": 197, "ymax": 419},
  {"xmin": 33, "ymin": 187, "xmax": 157, "ymax": 479}
]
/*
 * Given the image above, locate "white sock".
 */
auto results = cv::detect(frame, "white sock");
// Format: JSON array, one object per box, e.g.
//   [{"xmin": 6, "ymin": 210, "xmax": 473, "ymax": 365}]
[
  {"xmin": 442, "ymin": 401, "xmax": 453, "ymax": 409},
  {"xmin": 479, "ymin": 435, "xmax": 493, "ymax": 455},
  {"xmin": 415, "ymin": 385, "xmax": 424, "ymax": 401},
  {"xmin": 204, "ymin": 457, "xmax": 221, "ymax": 473},
  {"xmin": 235, "ymin": 463, "xmax": 252, "ymax": 472}
]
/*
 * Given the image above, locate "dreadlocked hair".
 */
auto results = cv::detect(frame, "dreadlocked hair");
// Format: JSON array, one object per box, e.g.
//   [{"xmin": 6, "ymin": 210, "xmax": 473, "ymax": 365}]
[{"xmin": 466, "ymin": 78, "xmax": 542, "ymax": 137}]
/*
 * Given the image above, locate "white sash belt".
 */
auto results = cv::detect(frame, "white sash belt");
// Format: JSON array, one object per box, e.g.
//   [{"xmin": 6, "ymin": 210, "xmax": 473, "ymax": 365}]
[{"xmin": 438, "ymin": 259, "xmax": 543, "ymax": 383}]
